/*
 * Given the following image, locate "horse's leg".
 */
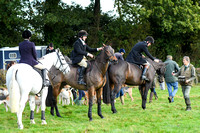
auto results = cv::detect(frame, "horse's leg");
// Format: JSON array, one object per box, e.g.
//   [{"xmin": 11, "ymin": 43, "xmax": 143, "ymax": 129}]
[
  {"xmin": 88, "ymin": 87, "xmax": 95, "ymax": 121},
  {"xmin": 17, "ymin": 93, "xmax": 29, "ymax": 129},
  {"xmin": 40, "ymin": 87, "xmax": 48, "ymax": 125},
  {"xmin": 52, "ymin": 85, "xmax": 62, "ymax": 117},
  {"xmin": 143, "ymin": 83, "xmax": 151, "ymax": 109},
  {"xmin": 149, "ymin": 88, "xmax": 154, "ymax": 103},
  {"xmin": 52, "ymin": 96, "xmax": 62, "ymax": 117},
  {"xmin": 50, "ymin": 107, "xmax": 54, "ymax": 116},
  {"xmin": 140, "ymin": 83, "xmax": 150, "ymax": 109},
  {"xmin": 111, "ymin": 84, "xmax": 122, "ymax": 113},
  {"xmin": 29, "ymin": 95, "xmax": 36, "ymax": 124},
  {"xmin": 139, "ymin": 85, "xmax": 145, "ymax": 109},
  {"xmin": 96, "ymin": 88, "xmax": 104, "ymax": 119},
  {"xmin": 52, "ymin": 94, "xmax": 61, "ymax": 117},
  {"xmin": 54, "ymin": 105, "xmax": 61, "ymax": 117}
]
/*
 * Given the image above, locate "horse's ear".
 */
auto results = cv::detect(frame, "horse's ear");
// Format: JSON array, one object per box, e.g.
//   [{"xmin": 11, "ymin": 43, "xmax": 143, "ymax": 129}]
[
  {"xmin": 103, "ymin": 43, "xmax": 106, "ymax": 47},
  {"xmin": 56, "ymin": 48, "xmax": 60, "ymax": 52}
]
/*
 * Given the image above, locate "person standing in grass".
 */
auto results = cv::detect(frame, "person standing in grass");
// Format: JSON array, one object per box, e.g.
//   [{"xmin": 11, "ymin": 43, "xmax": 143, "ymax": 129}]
[
  {"xmin": 164, "ymin": 55, "xmax": 180, "ymax": 103},
  {"xmin": 173, "ymin": 56, "xmax": 196, "ymax": 111}
]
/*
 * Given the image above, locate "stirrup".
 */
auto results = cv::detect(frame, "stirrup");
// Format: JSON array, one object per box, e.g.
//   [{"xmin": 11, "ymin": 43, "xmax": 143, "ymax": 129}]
[
  {"xmin": 43, "ymin": 80, "xmax": 50, "ymax": 87},
  {"xmin": 141, "ymin": 75, "xmax": 149, "ymax": 81}
]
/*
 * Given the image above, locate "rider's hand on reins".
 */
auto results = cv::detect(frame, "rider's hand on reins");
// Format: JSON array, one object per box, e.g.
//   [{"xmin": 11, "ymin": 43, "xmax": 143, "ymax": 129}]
[
  {"xmin": 97, "ymin": 47, "xmax": 103, "ymax": 51},
  {"xmin": 154, "ymin": 59, "xmax": 159, "ymax": 63}
]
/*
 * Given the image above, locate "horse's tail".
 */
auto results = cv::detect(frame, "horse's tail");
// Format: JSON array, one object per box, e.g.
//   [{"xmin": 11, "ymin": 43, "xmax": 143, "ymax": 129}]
[
  {"xmin": 103, "ymin": 71, "xmax": 111, "ymax": 104},
  {"xmin": 9, "ymin": 67, "xmax": 20, "ymax": 113}
]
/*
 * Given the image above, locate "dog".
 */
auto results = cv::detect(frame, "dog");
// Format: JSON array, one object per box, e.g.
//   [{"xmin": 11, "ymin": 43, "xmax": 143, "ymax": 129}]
[
  {"xmin": 59, "ymin": 85, "xmax": 73, "ymax": 106},
  {"xmin": 83, "ymin": 91, "xmax": 97, "ymax": 105},
  {"xmin": 0, "ymin": 88, "xmax": 10, "ymax": 112},
  {"xmin": 34, "ymin": 95, "xmax": 41, "ymax": 113},
  {"xmin": 123, "ymin": 86, "xmax": 134, "ymax": 101}
]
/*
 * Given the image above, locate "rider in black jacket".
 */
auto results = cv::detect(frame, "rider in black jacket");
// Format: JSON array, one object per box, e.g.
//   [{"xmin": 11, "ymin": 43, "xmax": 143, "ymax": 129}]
[
  {"xmin": 126, "ymin": 36, "xmax": 159, "ymax": 81},
  {"xmin": 71, "ymin": 30, "xmax": 103, "ymax": 85}
]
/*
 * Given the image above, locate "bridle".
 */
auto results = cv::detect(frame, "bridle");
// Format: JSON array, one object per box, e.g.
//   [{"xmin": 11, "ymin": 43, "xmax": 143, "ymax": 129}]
[
  {"xmin": 47, "ymin": 51, "xmax": 70, "ymax": 81},
  {"xmin": 54, "ymin": 51, "xmax": 70, "ymax": 74},
  {"xmin": 94, "ymin": 48, "xmax": 115, "ymax": 73}
]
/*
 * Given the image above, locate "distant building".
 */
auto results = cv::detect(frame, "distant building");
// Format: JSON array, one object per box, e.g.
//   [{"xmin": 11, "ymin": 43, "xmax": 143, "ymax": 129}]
[{"xmin": 0, "ymin": 46, "xmax": 47, "ymax": 70}]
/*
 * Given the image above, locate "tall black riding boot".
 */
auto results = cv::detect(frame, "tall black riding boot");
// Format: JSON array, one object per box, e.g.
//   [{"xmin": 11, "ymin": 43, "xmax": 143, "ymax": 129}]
[
  {"xmin": 42, "ymin": 69, "xmax": 50, "ymax": 87},
  {"xmin": 185, "ymin": 98, "xmax": 191, "ymax": 111},
  {"xmin": 77, "ymin": 67, "xmax": 86, "ymax": 85},
  {"xmin": 141, "ymin": 67, "xmax": 149, "ymax": 81}
]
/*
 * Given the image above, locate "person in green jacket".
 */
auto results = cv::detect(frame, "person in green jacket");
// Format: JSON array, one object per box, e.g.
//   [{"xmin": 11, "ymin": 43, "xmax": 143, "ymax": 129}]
[
  {"xmin": 164, "ymin": 55, "xmax": 180, "ymax": 103},
  {"xmin": 173, "ymin": 56, "xmax": 196, "ymax": 111}
]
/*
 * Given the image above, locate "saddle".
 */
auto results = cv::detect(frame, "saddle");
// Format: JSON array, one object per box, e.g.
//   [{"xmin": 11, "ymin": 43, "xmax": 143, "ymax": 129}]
[
  {"xmin": 129, "ymin": 62, "xmax": 143, "ymax": 70},
  {"xmin": 73, "ymin": 61, "xmax": 94, "ymax": 81},
  {"xmin": 33, "ymin": 67, "xmax": 43, "ymax": 78}
]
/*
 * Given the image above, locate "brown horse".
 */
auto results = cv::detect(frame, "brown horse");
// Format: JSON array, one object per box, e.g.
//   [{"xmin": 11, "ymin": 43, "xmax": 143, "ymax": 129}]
[
  {"xmin": 48, "ymin": 45, "xmax": 117, "ymax": 121},
  {"xmin": 103, "ymin": 58, "xmax": 166, "ymax": 113}
]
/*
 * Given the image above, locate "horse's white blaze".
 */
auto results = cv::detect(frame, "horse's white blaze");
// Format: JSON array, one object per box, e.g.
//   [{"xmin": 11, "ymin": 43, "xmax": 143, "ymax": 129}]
[{"xmin": 6, "ymin": 50, "xmax": 70, "ymax": 129}]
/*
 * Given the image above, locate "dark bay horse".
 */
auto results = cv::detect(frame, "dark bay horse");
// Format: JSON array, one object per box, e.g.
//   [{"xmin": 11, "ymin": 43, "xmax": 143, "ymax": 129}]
[
  {"xmin": 103, "ymin": 58, "xmax": 166, "ymax": 113},
  {"xmin": 48, "ymin": 45, "xmax": 117, "ymax": 121}
]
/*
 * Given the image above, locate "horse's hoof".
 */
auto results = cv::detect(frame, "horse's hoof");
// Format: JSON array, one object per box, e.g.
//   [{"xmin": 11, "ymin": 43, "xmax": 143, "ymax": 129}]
[
  {"xmin": 30, "ymin": 119, "xmax": 36, "ymax": 124},
  {"xmin": 18, "ymin": 124, "xmax": 23, "ymax": 130},
  {"xmin": 50, "ymin": 112, "xmax": 54, "ymax": 116},
  {"xmin": 56, "ymin": 114, "xmax": 62, "ymax": 117},
  {"xmin": 89, "ymin": 118, "xmax": 93, "ymax": 121},
  {"xmin": 101, "ymin": 116, "xmax": 104, "ymax": 119},
  {"xmin": 41, "ymin": 120, "xmax": 47, "ymax": 125},
  {"xmin": 112, "ymin": 110, "xmax": 117, "ymax": 114},
  {"xmin": 142, "ymin": 107, "xmax": 146, "ymax": 110}
]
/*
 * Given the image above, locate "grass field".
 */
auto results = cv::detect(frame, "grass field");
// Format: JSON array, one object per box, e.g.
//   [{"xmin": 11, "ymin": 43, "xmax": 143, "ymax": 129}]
[{"xmin": 0, "ymin": 84, "xmax": 200, "ymax": 133}]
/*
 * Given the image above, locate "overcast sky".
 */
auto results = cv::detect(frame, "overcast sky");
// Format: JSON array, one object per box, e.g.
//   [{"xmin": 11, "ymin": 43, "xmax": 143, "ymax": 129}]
[{"xmin": 61, "ymin": 0, "xmax": 117, "ymax": 14}]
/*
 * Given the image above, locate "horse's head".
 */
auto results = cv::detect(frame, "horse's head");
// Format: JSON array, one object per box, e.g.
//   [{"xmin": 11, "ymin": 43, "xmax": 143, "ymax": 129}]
[
  {"xmin": 54, "ymin": 48, "xmax": 70, "ymax": 74},
  {"xmin": 156, "ymin": 62, "xmax": 167, "ymax": 83},
  {"xmin": 146, "ymin": 58, "xmax": 166, "ymax": 83},
  {"xmin": 103, "ymin": 44, "xmax": 118, "ymax": 63}
]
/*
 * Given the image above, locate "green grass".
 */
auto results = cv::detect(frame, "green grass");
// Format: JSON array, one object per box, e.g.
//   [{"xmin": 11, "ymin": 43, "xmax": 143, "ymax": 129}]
[{"xmin": 1, "ymin": 84, "xmax": 200, "ymax": 133}]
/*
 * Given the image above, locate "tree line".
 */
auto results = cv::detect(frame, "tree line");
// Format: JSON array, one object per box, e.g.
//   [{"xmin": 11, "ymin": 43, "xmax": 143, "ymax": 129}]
[{"xmin": 0, "ymin": 0, "xmax": 200, "ymax": 66}]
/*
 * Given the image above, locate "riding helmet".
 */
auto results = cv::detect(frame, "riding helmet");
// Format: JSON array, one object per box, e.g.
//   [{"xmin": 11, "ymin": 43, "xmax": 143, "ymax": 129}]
[
  {"xmin": 78, "ymin": 30, "xmax": 88, "ymax": 38},
  {"xmin": 119, "ymin": 48, "xmax": 126, "ymax": 53},
  {"xmin": 145, "ymin": 36, "xmax": 154, "ymax": 44},
  {"xmin": 22, "ymin": 30, "xmax": 32, "ymax": 39}
]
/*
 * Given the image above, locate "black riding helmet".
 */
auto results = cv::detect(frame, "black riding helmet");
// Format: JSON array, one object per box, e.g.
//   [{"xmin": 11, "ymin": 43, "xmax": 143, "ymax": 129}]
[
  {"xmin": 78, "ymin": 30, "xmax": 88, "ymax": 38},
  {"xmin": 145, "ymin": 36, "xmax": 154, "ymax": 44},
  {"xmin": 22, "ymin": 30, "xmax": 32, "ymax": 39}
]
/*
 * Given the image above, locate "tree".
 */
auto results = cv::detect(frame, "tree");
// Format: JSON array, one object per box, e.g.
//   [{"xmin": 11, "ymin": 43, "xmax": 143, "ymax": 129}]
[
  {"xmin": 115, "ymin": 0, "xmax": 200, "ymax": 65},
  {"xmin": 0, "ymin": 0, "xmax": 29, "ymax": 47}
]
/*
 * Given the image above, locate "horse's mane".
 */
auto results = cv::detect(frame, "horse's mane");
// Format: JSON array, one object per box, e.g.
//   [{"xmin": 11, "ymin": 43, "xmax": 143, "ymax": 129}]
[
  {"xmin": 64, "ymin": 56, "xmax": 72, "ymax": 64},
  {"xmin": 146, "ymin": 57, "xmax": 163, "ymax": 65},
  {"xmin": 64, "ymin": 48, "xmax": 106, "ymax": 66}
]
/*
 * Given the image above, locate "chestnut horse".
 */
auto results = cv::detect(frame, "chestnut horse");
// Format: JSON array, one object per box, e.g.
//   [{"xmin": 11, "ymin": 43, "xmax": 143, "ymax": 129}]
[
  {"xmin": 48, "ymin": 45, "xmax": 117, "ymax": 121},
  {"xmin": 103, "ymin": 58, "xmax": 166, "ymax": 113}
]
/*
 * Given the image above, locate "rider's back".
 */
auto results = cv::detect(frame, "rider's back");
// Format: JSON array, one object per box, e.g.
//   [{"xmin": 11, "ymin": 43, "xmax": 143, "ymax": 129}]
[{"xmin": 19, "ymin": 40, "xmax": 38, "ymax": 67}]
